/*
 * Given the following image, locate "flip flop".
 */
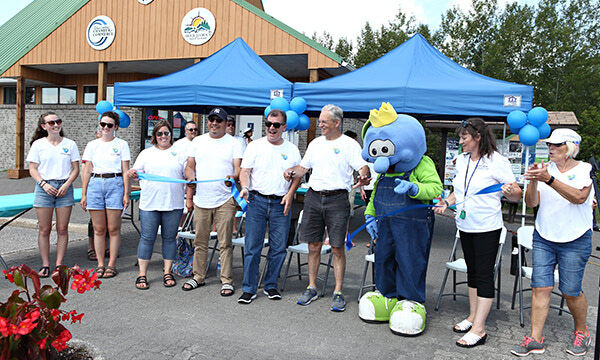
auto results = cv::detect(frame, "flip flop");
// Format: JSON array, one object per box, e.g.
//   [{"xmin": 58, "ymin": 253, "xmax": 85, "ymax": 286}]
[
  {"xmin": 135, "ymin": 276, "xmax": 149, "ymax": 290},
  {"xmin": 182, "ymin": 278, "xmax": 205, "ymax": 291},
  {"xmin": 95, "ymin": 266, "xmax": 105, "ymax": 278},
  {"xmin": 103, "ymin": 266, "xmax": 118, "ymax": 278},
  {"xmin": 163, "ymin": 273, "xmax": 177, "ymax": 287},
  {"xmin": 456, "ymin": 332, "xmax": 487, "ymax": 348},
  {"xmin": 220, "ymin": 283, "xmax": 235, "ymax": 297},
  {"xmin": 453, "ymin": 319, "xmax": 473, "ymax": 333},
  {"xmin": 38, "ymin": 266, "xmax": 50, "ymax": 278}
]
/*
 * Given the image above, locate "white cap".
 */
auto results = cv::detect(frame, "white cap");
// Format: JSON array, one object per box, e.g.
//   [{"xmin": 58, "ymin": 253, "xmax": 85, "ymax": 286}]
[
  {"xmin": 243, "ymin": 127, "xmax": 253, "ymax": 134},
  {"xmin": 544, "ymin": 128, "xmax": 581, "ymax": 145}
]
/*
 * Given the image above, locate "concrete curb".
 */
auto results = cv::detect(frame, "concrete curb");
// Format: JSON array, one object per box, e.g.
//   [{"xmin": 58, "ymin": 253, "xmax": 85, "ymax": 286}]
[{"xmin": 0, "ymin": 217, "xmax": 88, "ymax": 235}]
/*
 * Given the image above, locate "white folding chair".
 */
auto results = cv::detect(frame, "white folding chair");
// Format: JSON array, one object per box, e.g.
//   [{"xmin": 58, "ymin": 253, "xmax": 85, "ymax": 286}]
[
  {"xmin": 511, "ymin": 226, "xmax": 570, "ymax": 327},
  {"xmin": 435, "ymin": 226, "xmax": 507, "ymax": 311},
  {"xmin": 357, "ymin": 236, "xmax": 375, "ymax": 302},
  {"xmin": 230, "ymin": 213, "xmax": 269, "ymax": 284},
  {"xmin": 280, "ymin": 210, "xmax": 333, "ymax": 297},
  {"xmin": 176, "ymin": 212, "xmax": 219, "ymax": 277}
]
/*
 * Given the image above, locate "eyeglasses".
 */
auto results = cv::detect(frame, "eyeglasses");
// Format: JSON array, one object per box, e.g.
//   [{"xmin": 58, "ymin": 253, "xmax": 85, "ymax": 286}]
[
  {"xmin": 546, "ymin": 142, "xmax": 566, "ymax": 147},
  {"xmin": 265, "ymin": 121, "xmax": 284, "ymax": 129},
  {"xmin": 208, "ymin": 118, "xmax": 224, "ymax": 123},
  {"xmin": 99, "ymin": 122, "xmax": 114, "ymax": 129},
  {"xmin": 45, "ymin": 119, "xmax": 62, "ymax": 126},
  {"xmin": 156, "ymin": 131, "xmax": 171, "ymax": 137},
  {"xmin": 186, "ymin": 128, "xmax": 198, "ymax": 132}
]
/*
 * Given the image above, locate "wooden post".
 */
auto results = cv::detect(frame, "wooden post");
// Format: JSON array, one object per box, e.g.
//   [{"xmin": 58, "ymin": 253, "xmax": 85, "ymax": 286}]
[
  {"xmin": 307, "ymin": 69, "xmax": 319, "ymax": 144},
  {"xmin": 8, "ymin": 76, "xmax": 29, "ymax": 178},
  {"xmin": 98, "ymin": 62, "xmax": 108, "ymax": 101}
]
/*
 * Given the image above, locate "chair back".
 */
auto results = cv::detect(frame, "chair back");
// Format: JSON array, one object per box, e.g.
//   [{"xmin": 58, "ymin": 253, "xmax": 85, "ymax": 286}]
[
  {"xmin": 493, "ymin": 226, "xmax": 508, "ymax": 278},
  {"xmin": 517, "ymin": 226, "xmax": 535, "ymax": 251},
  {"xmin": 447, "ymin": 230, "xmax": 461, "ymax": 261},
  {"xmin": 233, "ymin": 212, "xmax": 246, "ymax": 238},
  {"xmin": 290, "ymin": 210, "xmax": 304, "ymax": 245}
]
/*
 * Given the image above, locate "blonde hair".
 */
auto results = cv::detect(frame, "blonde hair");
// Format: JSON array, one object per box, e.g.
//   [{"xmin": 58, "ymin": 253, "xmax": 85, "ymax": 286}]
[{"xmin": 565, "ymin": 142, "xmax": 579, "ymax": 158}]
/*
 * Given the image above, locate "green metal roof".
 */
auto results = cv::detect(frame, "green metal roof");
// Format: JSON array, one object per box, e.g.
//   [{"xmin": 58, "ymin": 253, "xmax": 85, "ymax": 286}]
[
  {"xmin": 0, "ymin": 0, "xmax": 90, "ymax": 75},
  {"xmin": 232, "ymin": 0, "xmax": 343, "ymax": 64}
]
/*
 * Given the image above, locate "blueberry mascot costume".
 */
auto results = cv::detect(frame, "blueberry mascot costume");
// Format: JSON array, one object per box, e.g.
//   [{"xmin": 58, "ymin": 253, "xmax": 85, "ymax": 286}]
[{"xmin": 358, "ymin": 102, "xmax": 442, "ymax": 336}]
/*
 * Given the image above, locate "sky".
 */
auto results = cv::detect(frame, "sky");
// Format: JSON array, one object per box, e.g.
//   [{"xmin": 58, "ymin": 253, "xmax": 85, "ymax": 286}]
[{"xmin": 1, "ymin": 0, "xmax": 539, "ymax": 40}]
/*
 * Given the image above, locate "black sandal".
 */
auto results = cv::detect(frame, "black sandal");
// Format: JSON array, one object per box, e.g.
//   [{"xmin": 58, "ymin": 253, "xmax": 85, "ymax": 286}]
[
  {"xmin": 163, "ymin": 273, "xmax": 177, "ymax": 287},
  {"xmin": 135, "ymin": 276, "xmax": 149, "ymax": 290},
  {"xmin": 95, "ymin": 266, "xmax": 106, "ymax": 278},
  {"xmin": 38, "ymin": 266, "xmax": 50, "ymax": 278}
]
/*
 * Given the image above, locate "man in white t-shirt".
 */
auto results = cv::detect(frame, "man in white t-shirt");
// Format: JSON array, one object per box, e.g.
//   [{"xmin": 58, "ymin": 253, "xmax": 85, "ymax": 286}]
[
  {"xmin": 226, "ymin": 118, "xmax": 247, "ymax": 154},
  {"xmin": 183, "ymin": 107, "xmax": 243, "ymax": 296},
  {"xmin": 172, "ymin": 121, "xmax": 198, "ymax": 154},
  {"xmin": 285, "ymin": 104, "xmax": 370, "ymax": 312},
  {"xmin": 237, "ymin": 109, "xmax": 302, "ymax": 304}
]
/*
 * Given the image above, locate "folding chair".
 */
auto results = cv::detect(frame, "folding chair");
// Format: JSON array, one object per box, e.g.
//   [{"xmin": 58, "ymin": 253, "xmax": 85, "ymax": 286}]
[
  {"xmin": 435, "ymin": 226, "xmax": 507, "ymax": 311},
  {"xmin": 357, "ymin": 236, "xmax": 376, "ymax": 302},
  {"xmin": 280, "ymin": 210, "xmax": 333, "ymax": 297},
  {"xmin": 176, "ymin": 213, "xmax": 219, "ymax": 277},
  {"xmin": 230, "ymin": 213, "xmax": 269, "ymax": 285},
  {"xmin": 511, "ymin": 226, "xmax": 570, "ymax": 327}
]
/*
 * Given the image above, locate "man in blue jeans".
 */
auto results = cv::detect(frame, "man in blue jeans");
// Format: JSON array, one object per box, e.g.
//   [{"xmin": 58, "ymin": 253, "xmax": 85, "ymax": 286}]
[{"xmin": 237, "ymin": 109, "xmax": 302, "ymax": 304}]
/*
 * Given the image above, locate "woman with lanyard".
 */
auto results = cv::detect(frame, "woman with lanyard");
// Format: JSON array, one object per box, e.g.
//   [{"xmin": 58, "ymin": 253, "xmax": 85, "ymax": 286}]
[
  {"xmin": 81, "ymin": 111, "xmax": 131, "ymax": 278},
  {"xmin": 27, "ymin": 112, "xmax": 80, "ymax": 278},
  {"xmin": 127, "ymin": 120, "xmax": 187, "ymax": 290},
  {"xmin": 434, "ymin": 118, "xmax": 522, "ymax": 348}
]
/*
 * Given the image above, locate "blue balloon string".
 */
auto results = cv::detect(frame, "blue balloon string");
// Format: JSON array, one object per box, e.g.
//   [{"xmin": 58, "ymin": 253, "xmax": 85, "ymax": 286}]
[{"xmin": 346, "ymin": 183, "xmax": 505, "ymax": 250}]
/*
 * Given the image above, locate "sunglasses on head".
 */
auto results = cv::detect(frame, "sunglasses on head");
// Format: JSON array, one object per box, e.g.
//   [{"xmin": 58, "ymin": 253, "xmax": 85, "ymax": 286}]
[
  {"xmin": 265, "ymin": 121, "xmax": 283, "ymax": 129},
  {"xmin": 99, "ymin": 122, "xmax": 114, "ymax": 129},
  {"xmin": 156, "ymin": 131, "xmax": 171, "ymax": 137},
  {"xmin": 546, "ymin": 142, "xmax": 566, "ymax": 147},
  {"xmin": 208, "ymin": 118, "xmax": 224, "ymax": 123},
  {"xmin": 45, "ymin": 119, "xmax": 62, "ymax": 126},
  {"xmin": 460, "ymin": 120, "xmax": 473, "ymax": 128}
]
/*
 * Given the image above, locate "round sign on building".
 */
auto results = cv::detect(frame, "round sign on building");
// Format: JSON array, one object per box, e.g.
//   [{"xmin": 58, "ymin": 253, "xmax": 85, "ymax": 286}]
[
  {"xmin": 180, "ymin": 8, "xmax": 216, "ymax": 45},
  {"xmin": 86, "ymin": 15, "xmax": 116, "ymax": 51}
]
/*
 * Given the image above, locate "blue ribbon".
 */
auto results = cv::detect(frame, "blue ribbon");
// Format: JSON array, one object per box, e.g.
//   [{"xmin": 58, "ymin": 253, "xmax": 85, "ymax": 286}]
[
  {"xmin": 136, "ymin": 172, "xmax": 247, "ymax": 212},
  {"xmin": 346, "ymin": 183, "xmax": 505, "ymax": 250}
]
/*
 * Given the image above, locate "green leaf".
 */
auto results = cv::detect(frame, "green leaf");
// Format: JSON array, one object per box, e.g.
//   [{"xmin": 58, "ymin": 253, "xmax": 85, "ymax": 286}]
[
  {"xmin": 39, "ymin": 286, "xmax": 63, "ymax": 309},
  {"xmin": 12, "ymin": 269, "xmax": 26, "ymax": 291}
]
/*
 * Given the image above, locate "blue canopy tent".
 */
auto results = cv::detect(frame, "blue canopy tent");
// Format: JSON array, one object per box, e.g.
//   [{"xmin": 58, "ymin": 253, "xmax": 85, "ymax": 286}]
[
  {"xmin": 293, "ymin": 34, "xmax": 533, "ymax": 119},
  {"xmin": 114, "ymin": 37, "xmax": 292, "ymax": 113}
]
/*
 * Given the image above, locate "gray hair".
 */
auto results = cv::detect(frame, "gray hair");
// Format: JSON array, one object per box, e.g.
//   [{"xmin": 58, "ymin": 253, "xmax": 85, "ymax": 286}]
[
  {"xmin": 565, "ymin": 142, "xmax": 580, "ymax": 158},
  {"xmin": 322, "ymin": 104, "xmax": 343, "ymax": 122}
]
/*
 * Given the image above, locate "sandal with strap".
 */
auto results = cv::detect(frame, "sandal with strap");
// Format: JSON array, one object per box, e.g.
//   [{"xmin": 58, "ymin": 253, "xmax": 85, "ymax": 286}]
[
  {"xmin": 95, "ymin": 266, "xmax": 105, "ymax": 277},
  {"xmin": 135, "ymin": 276, "xmax": 149, "ymax": 290},
  {"xmin": 220, "ymin": 283, "xmax": 235, "ymax": 297},
  {"xmin": 182, "ymin": 278, "xmax": 205, "ymax": 291},
  {"xmin": 87, "ymin": 249, "xmax": 97, "ymax": 261},
  {"xmin": 456, "ymin": 332, "xmax": 487, "ymax": 348},
  {"xmin": 453, "ymin": 319, "xmax": 473, "ymax": 333},
  {"xmin": 103, "ymin": 266, "xmax": 118, "ymax": 278},
  {"xmin": 163, "ymin": 273, "xmax": 177, "ymax": 287},
  {"xmin": 38, "ymin": 266, "xmax": 50, "ymax": 278}
]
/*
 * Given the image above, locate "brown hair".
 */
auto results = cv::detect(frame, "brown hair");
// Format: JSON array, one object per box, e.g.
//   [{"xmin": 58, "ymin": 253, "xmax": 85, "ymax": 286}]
[
  {"xmin": 151, "ymin": 120, "xmax": 173, "ymax": 145},
  {"xmin": 100, "ymin": 111, "xmax": 120, "ymax": 127},
  {"xmin": 30, "ymin": 111, "xmax": 65, "ymax": 145},
  {"xmin": 456, "ymin": 117, "xmax": 497, "ymax": 158},
  {"xmin": 267, "ymin": 108, "xmax": 287, "ymax": 123}
]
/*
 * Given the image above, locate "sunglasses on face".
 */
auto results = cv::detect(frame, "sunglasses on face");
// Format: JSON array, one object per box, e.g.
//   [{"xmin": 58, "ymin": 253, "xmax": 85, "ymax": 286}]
[
  {"xmin": 186, "ymin": 128, "xmax": 198, "ymax": 132},
  {"xmin": 226, "ymin": 123, "xmax": 235, "ymax": 127},
  {"xmin": 156, "ymin": 131, "xmax": 171, "ymax": 137},
  {"xmin": 208, "ymin": 118, "xmax": 224, "ymax": 123},
  {"xmin": 45, "ymin": 119, "xmax": 62, "ymax": 126},
  {"xmin": 99, "ymin": 122, "xmax": 114, "ymax": 129},
  {"xmin": 265, "ymin": 121, "xmax": 283, "ymax": 129},
  {"xmin": 546, "ymin": 142, "xmax": 566, "ymax": 147}
]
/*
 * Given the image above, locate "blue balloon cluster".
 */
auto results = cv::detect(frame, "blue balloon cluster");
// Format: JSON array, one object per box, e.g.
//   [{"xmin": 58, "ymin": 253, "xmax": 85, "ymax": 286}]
[
  {"xmin": 266, "ymin": 97, "xmax": 310, "ymax": 131},
  {"xmin": 507, "ymin": 107, "xmax": 549, "ymax": 146},
  {"xmin": 95, "ymin": 101, "xmax": 130, "ymax": 128}
]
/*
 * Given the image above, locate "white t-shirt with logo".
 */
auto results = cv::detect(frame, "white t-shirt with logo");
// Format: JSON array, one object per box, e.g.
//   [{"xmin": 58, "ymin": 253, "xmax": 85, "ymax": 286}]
[
  {"xmin": 453, "ymin": 152, "xmax": 515, "ymax": 232},
  {"xmin": 132, "ymin": 146, "xmax": 187, "ymax": 211},
  {"xmin": 241, "ymin": 137, "xmax": 301, "ymax": 196},
  {"xmin": 188, "ymin": 133, "xmax": 243, "ymax": 208},
  {"xmin": 300, "ymin": 135, "xmax": 368, "ymax": 192},
  {"xmin": 82, "ymin": 138, "xmax": 131, "ymax": 173},
  {"xmin": 535, "ymin": 161, "xmax": 594, "ymax": 243},
  {"xmin": 172, "ymin": 137, "xmax": 194, "ymax": 155},
  {"xmin": 26, "ymin": 137, "xmax": 80, "ymax": 180}
]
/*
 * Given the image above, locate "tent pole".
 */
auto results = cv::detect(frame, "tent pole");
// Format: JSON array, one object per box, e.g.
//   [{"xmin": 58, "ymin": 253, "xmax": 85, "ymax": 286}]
[
  {"xmin": 502, "ymin": 122, "xmax": 507, "ymax": 157},
  {"xmin": 521, "ymin": 147, "xmax": 529, "ymax": 228}
]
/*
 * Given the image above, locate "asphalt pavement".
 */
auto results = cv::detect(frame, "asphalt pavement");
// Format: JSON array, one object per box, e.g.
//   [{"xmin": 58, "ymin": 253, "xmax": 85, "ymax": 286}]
[{"xmin": 0, "ymin": 171, "xmax": 599, "ymax": 359}]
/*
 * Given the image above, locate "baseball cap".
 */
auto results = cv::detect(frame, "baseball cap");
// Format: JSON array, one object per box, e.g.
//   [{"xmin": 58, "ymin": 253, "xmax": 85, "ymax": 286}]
[
  {"xmin": 243, "ymin": 127, "xmax": 253, "ymax": 134},
  {"xmin": 208, "ymin": 107, "xmax": 227, "ymax": 122},
  {"xmin": 544, "ymin": 128, "xmax": 581, "ymax": 144}
]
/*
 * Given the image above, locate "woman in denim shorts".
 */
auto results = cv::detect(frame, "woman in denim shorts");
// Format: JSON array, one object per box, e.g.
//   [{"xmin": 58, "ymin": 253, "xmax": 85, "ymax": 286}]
[
  {"xmin": 81, "ymin": 111, "xmax": 131, "ymax": 279},
  {"xmin": 26, "ymin": 112, "xmax": 80, "ymax": 278},
  {"xmin": 512, "ymin": 129, "xmax": 594, "ymax": 357}
]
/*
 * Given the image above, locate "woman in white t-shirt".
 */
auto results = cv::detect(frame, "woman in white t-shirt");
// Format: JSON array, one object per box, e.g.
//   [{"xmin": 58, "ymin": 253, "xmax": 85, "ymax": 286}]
[
  {"xmin": 512, "ymin": 129, "xmax": 593, "ymax": 356},
  {"xmin": 434, "ymin": 118, "xmax": 522, "ymax": 348},
  {"xmin": 127, "ymin": 121, "xmax": 186, "ymax": 290},
  {"xmin": 81, "ymin": 111, "xmax": 131, "ymax": 279},
  {"xmin": 27, "ymin": 112, "xmax": 80, "ymax": 278}
]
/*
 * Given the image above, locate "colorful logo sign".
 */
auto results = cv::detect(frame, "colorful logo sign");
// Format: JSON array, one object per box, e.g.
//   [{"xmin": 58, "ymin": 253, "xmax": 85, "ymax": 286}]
[
  {"xmin": 281, "ymin": 154, "xmax": 288, "ymax": 160},
  {"xmin": 181, "ymin": 8, "xmax": 216, "ymax": 45},
  {"xmin": 87, "ymin": 16, "xmax": 116, "ymax": 51},
  {"xmin": 334, "ymin": 148, "xmax": 340, "ymax": 154},
  {"xmin": 62, "ymin": 148, "xmax": 68, "ymax": 153}
]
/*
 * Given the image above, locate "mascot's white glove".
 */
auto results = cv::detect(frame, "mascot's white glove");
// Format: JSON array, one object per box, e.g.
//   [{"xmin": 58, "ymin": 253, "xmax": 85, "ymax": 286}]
[
  {"xmin": 365, "ymin": 215, "xmax": 378, "ymax": 239},
  {"xmin": 394, "ymin": 179, "xmax": 418, "ymax": 196}
]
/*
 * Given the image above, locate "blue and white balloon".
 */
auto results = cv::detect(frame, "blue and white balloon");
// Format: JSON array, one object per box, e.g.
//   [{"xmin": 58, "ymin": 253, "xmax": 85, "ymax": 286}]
[
  {"xmin": 96, "ymin": 100, "xmax": 114, "ymax": 114},
  {"xmin": 270, "ymin": 97, "xmax": 290, "ymax": 112},
  {"xmin": 519, "ymin": 124, "xmax": 540, "ymax": 146},
  {"xmin": 285, "ymin": 110, "xmax": 299, "ymax": 130},
  {"xmin": 527, "ymin": 107, "xmax": 549, "ymax": 127},
  {"xmin": 290, "ymin": 97, "xmax": 307, "ymax": 114},
  {"xmin": 507, "ymin": 110, "xmax": 527, "ymax": 131}
]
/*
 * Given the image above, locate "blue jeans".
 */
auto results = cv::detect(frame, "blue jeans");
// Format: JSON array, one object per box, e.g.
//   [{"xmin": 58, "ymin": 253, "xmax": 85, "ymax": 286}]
[
  {"xmin": 241, "ymin": 192, "xmax": 291, "ymax": 294},
  {"xmin": 137, "ymin": 209, "xmax": 183, "ymax": 260}
]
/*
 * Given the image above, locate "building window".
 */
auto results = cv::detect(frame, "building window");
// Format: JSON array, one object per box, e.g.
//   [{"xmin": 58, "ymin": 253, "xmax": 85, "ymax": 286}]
[
  {"xmin": 106, "ymin": 86, "xmax": 114, "ymax": 103},
  {"xmin": 83, "ymin": 86, "xmax": 97, "ymax": 104},
  {"xmin": 3, "ymin": 87, "xmax": 35, "ymax": 104},
  {"xmin": 42, "ymin": 88, "xmax": 59, "ymax": 104},
  {"xmin": 42, "ymin": 87, "xmax": 77, "ymax": 104}
]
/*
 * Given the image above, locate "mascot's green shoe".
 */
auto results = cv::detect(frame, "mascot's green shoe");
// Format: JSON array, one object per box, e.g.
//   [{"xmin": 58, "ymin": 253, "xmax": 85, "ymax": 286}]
[
  {"xmin": 358, "ymin": 291, "xmax": 399, "ymax": 323},
  {"xmin": 389, "ymin": 300, "xmax": 426, "ymax": 336}
]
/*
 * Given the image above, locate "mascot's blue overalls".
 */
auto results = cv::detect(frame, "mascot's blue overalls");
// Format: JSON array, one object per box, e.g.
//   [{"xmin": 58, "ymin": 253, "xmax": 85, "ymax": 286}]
[{"xmin": 358, "ymin": 102, "xmax": 442, "ymax": 336}]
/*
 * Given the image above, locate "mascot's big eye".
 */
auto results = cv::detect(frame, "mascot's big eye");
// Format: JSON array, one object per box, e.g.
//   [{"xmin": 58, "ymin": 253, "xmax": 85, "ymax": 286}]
[{"xmin": 368, "ymin": 139, "xmax": 395, "ymax": 158}]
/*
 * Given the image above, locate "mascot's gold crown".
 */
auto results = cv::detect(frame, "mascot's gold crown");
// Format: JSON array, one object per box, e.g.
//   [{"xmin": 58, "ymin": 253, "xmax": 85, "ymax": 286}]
[{"xmin": 368, "ymin": 102, "xmax": 398, "ymax": 128}]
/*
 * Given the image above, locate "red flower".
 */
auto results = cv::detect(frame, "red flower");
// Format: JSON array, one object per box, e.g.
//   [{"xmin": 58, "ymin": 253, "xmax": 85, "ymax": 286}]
[
  {"xmin": 0, "ymin": 317, "xmax": 10, "ymax": 337},
  {"xmin": 51, "ymin": 329, "xmax": 72, "ymax": 352},
  {"xmin": 50, "ymin": 309, "xmax": 61, "ymax": 321},
  {"xmin": 15, "ymin": 318, "xmax": 36, "ymax": 336},
  {"xmin": 2, "ymin": 270, "xmax": 14, "ymax": 283},
  {"xmin": 70, "ymin": 312, "xmax": 84, "ymax": 324},
  {"xmin": 37, "ymin": 337, "xmax": 47, "ymax": 350},
  {"xmin": 70, "ymin": 270, "xmax": 101, "ymax": 294}
]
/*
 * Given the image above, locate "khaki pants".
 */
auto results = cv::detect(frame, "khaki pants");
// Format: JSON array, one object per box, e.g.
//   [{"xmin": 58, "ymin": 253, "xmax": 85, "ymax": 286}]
[{"xmin": 192, "ymin": 198, "xmax": 236, "ymax": 284}]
